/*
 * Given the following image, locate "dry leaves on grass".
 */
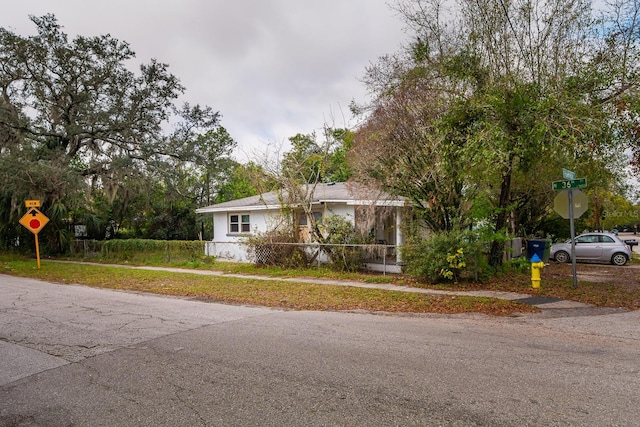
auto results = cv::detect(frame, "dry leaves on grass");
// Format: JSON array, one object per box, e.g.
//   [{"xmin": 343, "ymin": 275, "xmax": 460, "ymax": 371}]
[{"xmin": 0, "ymin": 258, "xmax": 536, "ymax": 316}]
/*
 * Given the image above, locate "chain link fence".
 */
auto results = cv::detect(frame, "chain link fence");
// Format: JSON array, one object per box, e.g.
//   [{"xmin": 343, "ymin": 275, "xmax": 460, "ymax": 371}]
[
  {"xmin": 69, "ymin": 239, "xmax": 105, "ymax": 258},
  {"xmin": 68, "ymin": 239, "xmax": 400, "ymax": 273},
  {"xmin": 206, "ymin": 241, "xmax": 401, "ymax": 274},
  {"xmin": 69, "ymin": 239, "xmax": 206, "ymax": 264}
]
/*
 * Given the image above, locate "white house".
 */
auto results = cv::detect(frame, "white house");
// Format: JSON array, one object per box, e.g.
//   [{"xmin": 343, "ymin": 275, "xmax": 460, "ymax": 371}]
[{"xmin": 195, "ymin": 182, "xmax": 409, "ymax": 272}]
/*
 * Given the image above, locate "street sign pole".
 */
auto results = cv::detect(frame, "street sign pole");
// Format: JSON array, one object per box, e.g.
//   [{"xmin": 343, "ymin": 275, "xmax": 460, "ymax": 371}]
[
  {"xmin": 34, "ymin": 233, "xmax": 41, "ymax": 269},
  {"xmin": 568, "ymin": 190, "xmax": 578, "ymax": 288}
]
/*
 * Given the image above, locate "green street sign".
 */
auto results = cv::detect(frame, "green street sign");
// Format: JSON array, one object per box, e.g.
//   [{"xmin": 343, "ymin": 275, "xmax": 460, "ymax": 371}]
[
  {"xmin": 562, "ymin": 168, "xmax": 576, "ymax": 180},
  {"xmin": 552, "ymin": 178, "xmax": 587, "ymax": 191}
]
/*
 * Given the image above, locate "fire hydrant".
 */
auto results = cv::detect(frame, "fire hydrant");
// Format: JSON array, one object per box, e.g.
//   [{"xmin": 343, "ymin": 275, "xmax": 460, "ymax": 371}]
[{"xmin": 530, "ymin": 253, "xmax": 544, "ymax": 289}]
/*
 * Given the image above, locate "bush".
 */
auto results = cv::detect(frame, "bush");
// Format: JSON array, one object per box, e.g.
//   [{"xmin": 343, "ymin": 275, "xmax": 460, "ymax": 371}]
[
  {"xmin": 319, "ymin": 215, "xmax": 369, "ymax": 272},
  {"xmin": 505, "ymin": 256, "xmax": 531, "ymax": 274},
  {"xmin": 401, "ymin": 230, "xmax": 489, "ymax": 284},
  {"xmin": 245, "ymin": 215, "xmax": 369, "ymax": 272}
]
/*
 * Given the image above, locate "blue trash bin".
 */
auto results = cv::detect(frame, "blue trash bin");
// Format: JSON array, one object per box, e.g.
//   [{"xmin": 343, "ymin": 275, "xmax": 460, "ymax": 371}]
[{"xmin": 527, "ymin": 239, "xmax": 547, "ymax": 261}]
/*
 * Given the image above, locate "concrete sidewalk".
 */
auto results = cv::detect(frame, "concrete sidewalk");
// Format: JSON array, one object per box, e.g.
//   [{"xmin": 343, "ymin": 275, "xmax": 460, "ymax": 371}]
[{"xmin": 51, "ymin": 260, "xmax": 595, "ymax": 312}]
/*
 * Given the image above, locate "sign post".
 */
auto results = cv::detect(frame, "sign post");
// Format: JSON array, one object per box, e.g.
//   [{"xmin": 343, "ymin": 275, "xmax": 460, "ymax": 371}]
[
  {"xmin": 568, "ymin": 190, "xmax": 577, "ymax": 288},
  {"xmin": 18, "ymin": 201, "xmax": 49, "ymax": 269},
  {"xmin": 552, "ymin": 171, "xmax": 587, "ymax": 288}
]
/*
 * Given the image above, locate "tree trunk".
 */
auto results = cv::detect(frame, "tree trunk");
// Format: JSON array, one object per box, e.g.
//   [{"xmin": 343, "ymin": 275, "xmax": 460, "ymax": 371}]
[{"xmin": 489, "ymin": 158, "xmax": 513, "ymax": 267}]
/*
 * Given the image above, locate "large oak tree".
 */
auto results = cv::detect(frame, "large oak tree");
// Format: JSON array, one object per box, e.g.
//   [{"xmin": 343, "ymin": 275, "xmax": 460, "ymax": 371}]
[{"xmin": 0, "ymin": 15, "xmax": 234, "ymax": 249}]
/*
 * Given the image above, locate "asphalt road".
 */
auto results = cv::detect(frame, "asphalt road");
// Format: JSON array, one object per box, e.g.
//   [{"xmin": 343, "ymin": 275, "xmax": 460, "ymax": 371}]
[{"xmin": 1, "ymin": 275, "xmax": 640, "ymax": 426}]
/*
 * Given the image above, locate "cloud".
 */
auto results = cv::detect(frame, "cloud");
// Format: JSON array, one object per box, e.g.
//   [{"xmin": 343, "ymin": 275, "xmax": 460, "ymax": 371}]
[{"xmin": 1, "ymin": 0, "xmax": 406, "ymax": 161}]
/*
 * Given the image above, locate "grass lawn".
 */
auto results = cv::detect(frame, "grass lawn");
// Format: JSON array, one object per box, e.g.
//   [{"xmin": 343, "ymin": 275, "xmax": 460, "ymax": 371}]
[
  {"xmin": 3, "ymin": 253, "xmax": 638, "ymax": 314},
  {"xmin": 0, "ymin": 254, "xmax": 537, "ymax": 317}
]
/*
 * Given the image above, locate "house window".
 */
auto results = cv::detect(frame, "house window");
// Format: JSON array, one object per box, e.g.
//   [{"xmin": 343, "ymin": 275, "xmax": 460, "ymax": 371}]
[
  {"xmin": 229, "ymin": 214, "xmax": 250, "ymax": 233},
  {"xmin": 298, "ymin": 212, "xmax": 323, "ymax": 226}
]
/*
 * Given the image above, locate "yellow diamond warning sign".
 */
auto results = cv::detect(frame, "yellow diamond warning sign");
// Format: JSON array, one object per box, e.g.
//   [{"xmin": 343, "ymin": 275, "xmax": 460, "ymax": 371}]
[{"xmin": 19, "ymin": 208, "xmax": 49, "ymax": 234}]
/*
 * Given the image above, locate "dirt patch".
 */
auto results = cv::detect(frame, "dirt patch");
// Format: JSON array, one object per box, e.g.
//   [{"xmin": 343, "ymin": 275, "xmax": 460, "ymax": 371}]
[
  {"xmin": 534, "ymin": 261, "xmax": 640, "ymax": 310},
  {"xmin": 544, "ymin": 262, "xmax": 640, "ymax": 291},
  {"xmin": 464, "ymin": 260, "xmax": 640, "ymax": 310}
]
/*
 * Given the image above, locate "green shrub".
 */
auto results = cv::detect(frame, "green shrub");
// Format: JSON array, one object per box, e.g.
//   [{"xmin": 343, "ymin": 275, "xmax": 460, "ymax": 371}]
[
  {"xmin": 319, "ymin": 215, "xmax": 369, "ymax": 272},
  {"xmin": 401, "ymin": 230, "xmax": 489, "ymax": 284},
  {"xmin": 505, "ymin": 256, "xmax": 531, "ymax": 274}
]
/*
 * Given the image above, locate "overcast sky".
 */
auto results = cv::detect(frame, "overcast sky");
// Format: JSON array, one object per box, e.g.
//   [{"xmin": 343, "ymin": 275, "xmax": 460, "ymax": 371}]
[{"xmin": 2, "ymin": 1, "xmax": 407, "ymax": 161}]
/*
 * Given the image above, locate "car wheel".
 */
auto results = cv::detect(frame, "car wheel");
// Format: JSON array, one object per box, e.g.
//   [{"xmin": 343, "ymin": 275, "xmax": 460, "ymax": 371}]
[
  {"xmin": 554, "ymin": 251, "xmax": 570, "ymax": 263},
  {"xmin": 611, "ymin": 253, "xmax": 628, "ymax": 266}
]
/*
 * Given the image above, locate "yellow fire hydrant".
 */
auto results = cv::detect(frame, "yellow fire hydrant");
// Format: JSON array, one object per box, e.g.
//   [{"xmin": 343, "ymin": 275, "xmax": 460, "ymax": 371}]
[{"xmin": 530, "ymin": 253, "xmax": 544, "ymax": 289}]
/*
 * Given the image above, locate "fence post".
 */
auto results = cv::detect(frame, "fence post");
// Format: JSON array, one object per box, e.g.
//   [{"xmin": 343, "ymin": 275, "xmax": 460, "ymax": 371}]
[{"xmin": 383, "ymin": 246, "xmax": 386, "ymax": 276}]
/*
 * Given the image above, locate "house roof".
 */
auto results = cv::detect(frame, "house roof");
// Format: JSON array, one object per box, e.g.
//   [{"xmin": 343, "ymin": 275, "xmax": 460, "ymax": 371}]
[{"xmin": 195, "ymin": 182, "xmax": 407, "ymax": 213}]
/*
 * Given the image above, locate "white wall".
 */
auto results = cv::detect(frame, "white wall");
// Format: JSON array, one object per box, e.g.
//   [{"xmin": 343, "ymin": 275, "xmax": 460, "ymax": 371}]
[
  {"xmin": 324, "ymin": 204, "xmax": 355, "ymax": 223},
  {"xmin": 204, "ymin": 241, "xmax": 250, "ymax": 262},
  {"xmin": 208, "ymin": 210, "xmax": 280, "ymax": 262},
  {"xmin": 211, "ymin": 205, "xmax": 358, "ymax": 244},
  {"xmin": 212, "ymin": 212, "xmax": 229, "ymax": 241},
  {"xmin": 203, "ymin": 203, "xmax": 404, "ymax": 273},
  {"xmin": 212, "ymin": 210, "xmax": 271, "ymax": 242}
]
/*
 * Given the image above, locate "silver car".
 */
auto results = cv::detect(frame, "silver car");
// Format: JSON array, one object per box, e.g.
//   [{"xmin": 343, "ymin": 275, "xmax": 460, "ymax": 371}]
[{"xmin": 550, "ymin": 232, "xmax": 633, "ymax": 266}]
